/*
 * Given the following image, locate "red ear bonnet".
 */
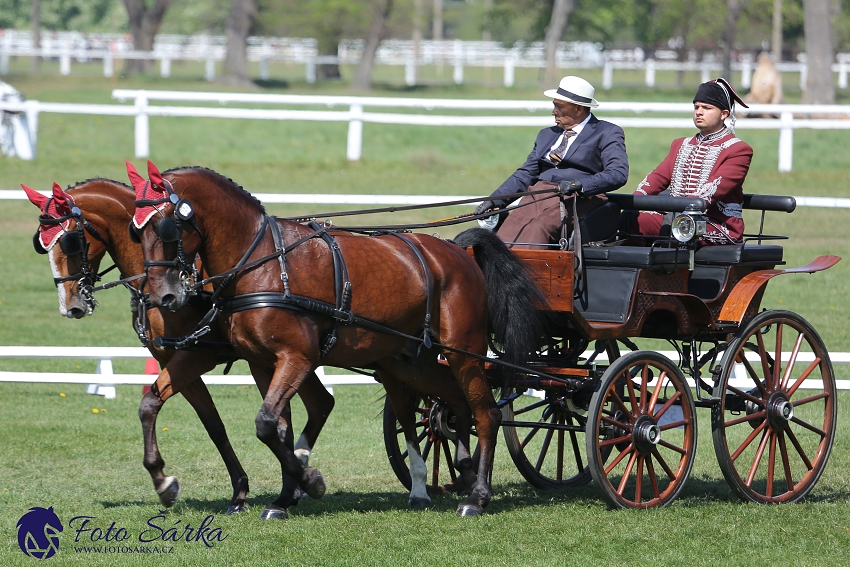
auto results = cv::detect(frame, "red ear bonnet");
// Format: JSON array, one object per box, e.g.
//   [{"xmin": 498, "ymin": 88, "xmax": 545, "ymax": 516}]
[
  {"xmin": 147, "ymin": 160, "xmax": 164, "ymax": 188},
  {"xmin": 129, "ymin": 160, "xmax": 170, "ymax": 229},
  {"xmin": 126, "ymin": 161, "xmax": 147, "ymax": 199},
  {"xmin": 52, "ymin": 182, "xmax": 73, "ymax": 216},
  {"xmin": 22, "ymin": 184, "xmax": 49, "ymax": 211}
]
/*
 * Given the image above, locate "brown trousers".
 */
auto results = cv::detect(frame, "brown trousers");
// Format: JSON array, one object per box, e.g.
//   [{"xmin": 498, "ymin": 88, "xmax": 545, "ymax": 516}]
[{"xmin": 496, "ymin": 183, "xmax": 608, "ymax": 250}]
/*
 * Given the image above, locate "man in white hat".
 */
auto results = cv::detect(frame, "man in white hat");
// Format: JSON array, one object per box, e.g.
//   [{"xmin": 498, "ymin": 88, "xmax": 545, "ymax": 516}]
[{"xmin": 475, "ymin": 75, "xmax": 629, "ymax": 248}]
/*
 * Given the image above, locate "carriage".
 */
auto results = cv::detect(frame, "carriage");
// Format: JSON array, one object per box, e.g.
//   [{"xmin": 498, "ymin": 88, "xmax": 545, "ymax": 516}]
[{"xmin": 384, "ymin": 191, "xmax": 840, "ymax": 509}]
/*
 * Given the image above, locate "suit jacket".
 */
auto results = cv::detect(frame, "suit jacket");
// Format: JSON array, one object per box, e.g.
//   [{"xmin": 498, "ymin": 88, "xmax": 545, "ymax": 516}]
[{"xmin": 491, "ymin": 114, "xmax": 629, "ymax": 207}]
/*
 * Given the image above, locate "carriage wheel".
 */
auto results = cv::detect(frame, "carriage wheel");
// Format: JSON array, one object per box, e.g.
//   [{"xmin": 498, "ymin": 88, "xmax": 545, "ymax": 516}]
[
  {"xmin": 586, "ymin": 351, "xmax": 697, "ymax": 509},
  {"xmin": 502, "ymin": 339, "xmax": 624, "ymax": 489},
  {"xmin": 383, "ymin": 394, "xmax": 467, "ymax": 494},
  {"xmin": 711, "ymin": 310, "xmax": 836, "ymax": 503}
]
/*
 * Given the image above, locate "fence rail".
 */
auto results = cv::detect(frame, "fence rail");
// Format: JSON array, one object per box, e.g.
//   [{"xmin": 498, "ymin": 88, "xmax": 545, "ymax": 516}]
[{"xmin": 3, "ymin": 90, "xmax": 850, "ymax": 171}]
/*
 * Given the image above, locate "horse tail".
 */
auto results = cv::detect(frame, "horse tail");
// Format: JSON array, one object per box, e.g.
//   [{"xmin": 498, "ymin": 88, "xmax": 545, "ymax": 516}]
[{"xmin": 453, "ymin": 228, "xmax": 548, "ymax": 372}]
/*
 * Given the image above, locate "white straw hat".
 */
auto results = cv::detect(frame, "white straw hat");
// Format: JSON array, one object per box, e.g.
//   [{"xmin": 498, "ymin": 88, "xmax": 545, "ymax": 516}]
[{"xmin": 543, "ymin": 76, "xmax": 599, "ymax": 108}]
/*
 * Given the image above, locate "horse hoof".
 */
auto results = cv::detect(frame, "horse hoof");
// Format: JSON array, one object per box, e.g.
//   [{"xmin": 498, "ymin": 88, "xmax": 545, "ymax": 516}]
[
  {"xmin": 226, "ymin": 504, "xmax": 246, "ymax": 515},
  {"xmin": 259, "ymin": 506, "xmax": 289, "ymax": 520},
  {"xmin": 294, "ymin": 448, "xmax": 310, "ymax": 466},
  {"xmin": 408, "ymin": 497, "xmax": 431, "ymax": 509},
  {"xmin": 456, "ymin": 504, "xmax": 483, "ymax": 517},
  {"xmin": 157, "ymin": 476, "xmax": 181, "ymax": 508},
  {"xmin": 302, "ymin": 467, "xmax": 326, "ymax": 499}
]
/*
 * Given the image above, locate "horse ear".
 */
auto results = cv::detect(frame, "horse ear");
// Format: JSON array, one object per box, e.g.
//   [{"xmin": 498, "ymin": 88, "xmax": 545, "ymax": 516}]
[
  {"xmin": 126, "ymin": 161, "xmax": 147, "ymax": 195},
  {"xmin": 21, "ymin": 184, "xmax": 49, "ymax": 211},
  {"xmin": 52, "ymin": 182, "xmax": 73, "ymax": 216},
  {"xmin": 147, "ymin": 160, "xmax": 164, "ymax": 187}
]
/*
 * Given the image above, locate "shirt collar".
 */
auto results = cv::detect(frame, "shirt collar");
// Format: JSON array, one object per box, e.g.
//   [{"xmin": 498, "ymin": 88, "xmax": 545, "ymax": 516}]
[
  {"xmin": 565, "ymin": 113, "xmax": 592, "ymax": 136},
  {"xmin": 696, "ymin": 125, "xmax": 729, "ymax": 143}
]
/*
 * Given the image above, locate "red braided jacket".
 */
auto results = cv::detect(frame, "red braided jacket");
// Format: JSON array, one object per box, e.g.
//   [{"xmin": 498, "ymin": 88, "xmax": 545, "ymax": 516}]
[{"xmin": 634, "ymin": 127, "xmax": 753, "ymax": 244}]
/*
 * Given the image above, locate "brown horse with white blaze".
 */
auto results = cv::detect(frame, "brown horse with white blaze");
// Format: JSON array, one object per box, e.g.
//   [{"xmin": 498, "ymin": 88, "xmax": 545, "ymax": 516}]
[
  {"xmin": 131, "ymin": 162, "xmax": 547, "ymax": 517},
  {"xmin": 23, "ymin": 179, "xmax": 334, "ymax": 516}
]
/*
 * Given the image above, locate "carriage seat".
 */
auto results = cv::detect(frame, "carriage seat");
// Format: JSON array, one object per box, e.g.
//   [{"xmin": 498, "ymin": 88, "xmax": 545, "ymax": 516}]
[
  {"xmin": 694, "ymin": 243, "xmax": 784, "ymax": 266},
  {"xmin": 583, "ymin": 245, "xmax": 691, "ymax": 271}
]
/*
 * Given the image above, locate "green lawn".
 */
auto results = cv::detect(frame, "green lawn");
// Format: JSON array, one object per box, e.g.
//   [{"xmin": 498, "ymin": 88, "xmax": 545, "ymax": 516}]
[{"xmin": 1, "ymin": 72, "xmax": 849, "ymax": 566}]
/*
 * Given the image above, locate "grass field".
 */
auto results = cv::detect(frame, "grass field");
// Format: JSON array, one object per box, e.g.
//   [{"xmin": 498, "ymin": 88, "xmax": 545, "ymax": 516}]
[{"xmin": 1, "ymin": 71, "xmax": 850, "ymax": 566}]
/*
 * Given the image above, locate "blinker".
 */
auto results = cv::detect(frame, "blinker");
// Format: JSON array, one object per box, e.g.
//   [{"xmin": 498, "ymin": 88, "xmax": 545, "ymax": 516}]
[
  {"xmin": 158, "ymin": 217, "xmax": 180, "ymax": 243},
  {"xmin": 32, "ymin": 232, "xmax": 48, "ymax": 254},
  {"xmin": 128, "ymin": 221, "xmax": 141, "ymax": 244},
  {"xmin": 59, "ymin": 230, "xmax": 85, "ymax": 257}
]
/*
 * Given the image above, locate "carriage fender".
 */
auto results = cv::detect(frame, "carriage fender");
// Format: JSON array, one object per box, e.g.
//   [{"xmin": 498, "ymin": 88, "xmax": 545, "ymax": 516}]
[{"xmin": 717, "ymin": 255, "xmax": 841, "ymax": 325}]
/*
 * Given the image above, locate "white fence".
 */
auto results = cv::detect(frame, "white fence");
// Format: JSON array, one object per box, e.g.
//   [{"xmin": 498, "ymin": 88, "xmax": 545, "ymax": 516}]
[
  {"xmin": 1, "ymin": 346, "xmax": 847, "ymax": 399},
  {"xmin": 2, "ymin": 30, "xmax": 849, "ymax": 90},
  {"xmin": 3, "ymin": 89, "xmax": 850, "ymax": 171}
]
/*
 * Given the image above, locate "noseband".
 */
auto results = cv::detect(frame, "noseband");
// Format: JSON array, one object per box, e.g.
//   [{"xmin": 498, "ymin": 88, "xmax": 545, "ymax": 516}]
[
  {"xmin": 34, "ymin": 204, "xmax": 111, "ymax": 312},
  {"xmin": 134, "ymin": 179, "xmax": 203, "ymax": 294}
]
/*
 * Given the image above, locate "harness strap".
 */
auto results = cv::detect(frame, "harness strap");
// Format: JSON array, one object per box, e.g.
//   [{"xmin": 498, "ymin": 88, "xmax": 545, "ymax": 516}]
[
  {"xmin": 383, "ymin": 232, "xmax": 434, "ymax": 350},
  {"xmin": 267, "ymin": 217, "xmax": 291, "ymax": 297},
  {"xmin": 307, "ymin": 221, "xmax": 353, "ymax": 356}
]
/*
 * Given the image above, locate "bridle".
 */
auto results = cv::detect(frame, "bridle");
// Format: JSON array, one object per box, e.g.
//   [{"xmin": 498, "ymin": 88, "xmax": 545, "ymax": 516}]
[
  {"xmin": 133, "ymin": 178, "xmax": 203, "ymax": 295},
  {"xmin": 33, "ymin": 203, "xmax": 113, "ymax": 313}
]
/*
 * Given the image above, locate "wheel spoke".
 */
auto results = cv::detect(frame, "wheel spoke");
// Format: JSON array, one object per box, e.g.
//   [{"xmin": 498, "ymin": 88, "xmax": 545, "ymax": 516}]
[
  {"xmin": 535, "ymin": 425, "xmax": 556, "ymax": 473},
  {"xmin": 652, "ymin": 390, "xmax": 681, "ymax": 421},
  {"xmin": 755, "ymin": 331, "xmax": 773, "ymax": 389},
  {"xmin": 726, "ymin": 384, "xmax": 766, "ymax": 408},
  {"xmin": 610, "ymin": 389, "xmax": 634, "ymax": 420},
  {"xmin": 567, "ymin": 414, "xmax": 584, "ymax": 474},
  {"xmin": 785, "ymin": 427, "xmax": 815, "ymax": 470},
  {"xmin": 647, "ymin": 372, "xmax": 666, "ymax": 414},
  {"xmin": 634, "ymin": 456, "xmax": 644, "ymax": 504},
  {"xmin": 778, "ymin": 431, "xmax": 795, "ymax": 491},
  {"xmin": 746, "ymin": 429, "xmax": 770, "ymax": 487},
  {"xmin": 604, "ymin": 443, "xmax": 634, "ymax": 475},
  {"xmin": 737, "ymin": 351, "xmax": 767, "ymax": 396},
  {"xmin": 646, "ymin": 456, "xmax": 660, "ymax": 498},
  {"xmin": 617, "ymin": 451, "xmax": 639, "ymax": 496},
  {"xmin": 431, "ymin": 440, "xmax": 442, "ymax": 486},
  {"xmin": 520, "ymin": 422, "xmax": 543, "ymax": 451},
  {"xmin": 599, "ymin": 434, "xmax": 632, "ymax": 448},
  {"xmin": 442, "ymin": 439, "xmax": 458, "ymax": 483},
  {"xmin": 659, "ymin": 419, "xmax": 688, "ymax": 431},
  {"xmin": 512, "ymin": 398, "xmax": 550, "ymax": 417},
  {"xmin": 625, "ymin": 367, "xmax": 639, "ymax": 410},
  {"xmin": 640, "ymin": 365, "xmax": 649, "ymax": 411},
  {"xmin": 772, "ymin": 323, "xmax": 783, "ymax": 390},
  {"xmin": 421, "ymin": 437, "xmax": 433, "ymax": 461},
  {"xmin": 601, "ymin": 415, "xmax": 633, "ymax": 432},
  {"xmin": 790, "ymin": 416, "xmax": 827, "ymax": 437},
  {"xmin": 730, "ymin": 420, "xmax": 768, "ymax": 461},
  {"xmin": 650, "ymin": 447, "xmax": 676, "ymax": 480},
  {"xmin": 557, "ymin": 429, "xmax": 565, "ymax": 482},
  {"xmin": 780, "ymin": 332, "xmax": 804, "ymax": 391},
  {"xmin": 786, "ymin": 359, "xmax": 823, "ymax": 397},
  {"xmin": 766, "ymin": 432, "xmax": 777, "ymax": 497},
  {"xmin": 725, "ymin": 409, "xmax": 766, "ymax": 428},
  {"xmin": 791, "ymin": 391, "xmax": 829, "ymax": 407},
  {"xmin": 658, "ymin": 439, "xmax": 687, "ymax": 456}
]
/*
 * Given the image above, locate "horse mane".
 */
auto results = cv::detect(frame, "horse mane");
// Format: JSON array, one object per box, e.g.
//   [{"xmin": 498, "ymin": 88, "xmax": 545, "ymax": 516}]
[
  {"xmin": 65, "ymin": 177, "xmax": 133, "ymax": 192},
  {"xmin": 163, "ymin": 165, "xmax": 266, "ymax": 215}
]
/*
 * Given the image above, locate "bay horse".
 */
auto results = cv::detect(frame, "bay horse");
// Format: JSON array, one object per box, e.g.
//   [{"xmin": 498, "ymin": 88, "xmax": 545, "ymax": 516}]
[
  {"xmin": 23, "ymin": 179, "xmax": 334, "ymax": 516},
  {"xmin": 130, "ymin": 162, "xmax": 546, "ymax": 517}
]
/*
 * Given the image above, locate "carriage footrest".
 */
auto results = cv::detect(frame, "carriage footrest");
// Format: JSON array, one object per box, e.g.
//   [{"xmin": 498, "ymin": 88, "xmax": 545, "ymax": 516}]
[{"xmin": 583, "ymin": 246, "xmax": 690, "ymax": 270}]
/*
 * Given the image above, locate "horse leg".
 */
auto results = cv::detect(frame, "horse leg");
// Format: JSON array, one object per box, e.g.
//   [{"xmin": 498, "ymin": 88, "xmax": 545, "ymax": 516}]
[
  {"xmin": 292, "ymin": 370, "xmax": 335, "ymax": 466},
  {"xmin": 380, "ymin": 375, "xmax": 431, "ymax": 508},
  {"xmin": 251, "ymin": 360, "xmax": 326, "ymax": 520},
  {"xmin": 179, "ymin": 379, "xmax": 250, "ymax": 514}
]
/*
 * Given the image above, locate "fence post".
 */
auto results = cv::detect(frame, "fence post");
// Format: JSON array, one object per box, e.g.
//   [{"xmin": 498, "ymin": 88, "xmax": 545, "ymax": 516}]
[
  {"xmin": 306, "ymin": 57, "xmax": 316, "ymax": 83},
  {"xmin": 453, "ymin": 39, "xmax": 463, "ymax": 85},
  {"xmin": 778, "ymin": 111, "xmax": 793, "ymax": 172},
  {"xmin": 103, "ymin": 51, "xmax": 113, "ymax": 77},
  {"xmin": 160, "ymin": 57, "xmax": 171, "ymax": 78},
  {"xmin": 645, "ymin": 58, "xmax": 656, "ymax": 87},
  {"xmin": 602, "ymin": 59, "xmax": 613, "ymax": 90},
  {"xmin": 24, "ymin": 99, "xmax": 39, "ymax": 158},
  {"xmin": 503, "ymin": 53, "xmax": 515, "ymax": 88},
  {"xmin": 700, "ymin": 61, "xmax": 710, "ymax": 83},
  {"xmin": 205, "ymin": 57, "xmax": 215, "ymax": 81},
  {"xmin": 134, "ymin": 94, "xmax": 150, "ymax": 159},
  {"xmin": 405, "ymin": 57, "xmax": 416, "ymax": 86},
  {"xmin": 260, "ymin": 56, "xmax": 269, "ymax": 80},
  {"xmin": 839, "ymin": 61, "xmax": 847, "ymax": 90},
  {"xmin": 800, "ymin": 64, "xmax": 807, "ymax": 90},
  {"xmin": 0, "ymin": 33, "xmax": 9, "ymax": 75},
  {"xmin": 60, "ymin": 40, "xmax": 71, "ymax": 76},
  {"xmin": 347, "ymin": 104, "xmax": 363, "ymax": 161},
  {"xmin": 741, "ymin": 57, "xmax": 752, "ymax": 89}
]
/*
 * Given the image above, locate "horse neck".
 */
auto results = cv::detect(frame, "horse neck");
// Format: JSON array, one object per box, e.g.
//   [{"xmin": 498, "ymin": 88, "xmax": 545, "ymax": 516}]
[
  {"xmin": 168, "ymin": 170, "xmax": 266, "ymax": 277},
  {"xmin": 71, "ymin": 181, "xmax": 142, "ymax": 281}
]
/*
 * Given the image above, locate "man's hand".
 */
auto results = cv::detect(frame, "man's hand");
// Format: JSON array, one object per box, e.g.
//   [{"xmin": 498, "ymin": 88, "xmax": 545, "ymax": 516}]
[
  {"xmin": 475, "ymin": 200, "xmax": 496, "ymax": 215},
  {"xmin": 558, "ymin": 180, "xmax": 582, "ymax": 195}
]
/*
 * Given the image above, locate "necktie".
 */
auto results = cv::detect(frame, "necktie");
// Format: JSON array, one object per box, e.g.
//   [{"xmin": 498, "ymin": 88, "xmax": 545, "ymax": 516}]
[{"xmin": 548, "ymin": 129, "xmax": 577, "ymax": 164}]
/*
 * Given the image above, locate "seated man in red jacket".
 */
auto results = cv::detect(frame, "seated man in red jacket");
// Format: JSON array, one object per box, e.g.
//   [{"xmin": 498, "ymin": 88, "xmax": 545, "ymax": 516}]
[{"xmin": 631, "ymin": 78, "xmax": 751, "ymax": 245}]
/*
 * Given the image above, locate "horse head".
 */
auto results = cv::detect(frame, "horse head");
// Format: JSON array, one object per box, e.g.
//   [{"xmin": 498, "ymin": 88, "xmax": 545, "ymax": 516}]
[
  {"xmin": 23, "ymin": 180, "xmax": 134, "ymax": 318},
  {"xmin": 128, "ymin": 160, "xmax": 206, "ymax": 311}
]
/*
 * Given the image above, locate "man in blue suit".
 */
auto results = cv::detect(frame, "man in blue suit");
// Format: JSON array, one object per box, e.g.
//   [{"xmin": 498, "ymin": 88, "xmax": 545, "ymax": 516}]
[{"xmin": 476, "ymin": 76, "xmax": 629, "ymax": 247}]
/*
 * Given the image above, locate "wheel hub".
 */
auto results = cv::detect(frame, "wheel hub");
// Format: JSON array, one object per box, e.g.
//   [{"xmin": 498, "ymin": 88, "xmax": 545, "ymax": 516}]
[
  {"xmin": 766, "ymin": 392, "xmax": 794, "ymax": 431},
  {"xmin": 633, "ymin": 415, "xmax": 661, "ymax": 454},
  {"xmin": 428, "ymin": 400, "xmax": 457, "ymax": 441}
]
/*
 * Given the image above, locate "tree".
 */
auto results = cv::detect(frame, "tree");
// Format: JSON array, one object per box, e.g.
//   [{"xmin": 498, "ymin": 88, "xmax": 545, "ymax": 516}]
[
  {"xmin": 122, "ymin": 0, "xmax": 177, "ymax": 74},
  {"xmin": 352, "ymin": 0, "xmax": 395, "ymax": 91},
  {"xmin": 801, "ymin": 0, "xmax": 834, "ymax": 104},
  {"xmin": 543, "ymin": 0, "xmax": 575, "ymax": 87},
  {"xmin": 30, "ymin": 0, "xmax": 41, "ymax": 73},
  {"xmin": 223, "ymin": 0, "xmax": 258, "ymax": 84},
  {"xmin": 721, "ymin": 0, "xmax": 753, "ymax": 80}
]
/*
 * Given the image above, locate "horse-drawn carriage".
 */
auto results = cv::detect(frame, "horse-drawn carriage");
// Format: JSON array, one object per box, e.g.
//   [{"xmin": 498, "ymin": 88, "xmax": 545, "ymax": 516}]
[
  {"xmin": 26, "ymin": 164, "xmax": 839, "ymax": 515},
  {"xmin": 384, "ymin": 191, "xmax": 839, "ymax": 509}
]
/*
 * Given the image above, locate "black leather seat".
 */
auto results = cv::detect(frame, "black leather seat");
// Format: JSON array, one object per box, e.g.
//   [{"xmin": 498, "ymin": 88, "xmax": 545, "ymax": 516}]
[
  {"xmin": 583, "ymin": 245, "xmax": 691, "ymax": 270},
  {"xmin": 694, "ymin": 244, "xmax": 783, "ymax": 265}
]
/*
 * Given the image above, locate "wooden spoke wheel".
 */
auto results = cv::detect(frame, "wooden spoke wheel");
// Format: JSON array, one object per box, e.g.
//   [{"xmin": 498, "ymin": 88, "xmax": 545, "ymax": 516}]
[
  {"xmin": 383, "ymin": 394, "xmax": 468, "ymax": 494},
  {"xmin": 586, "ymin": 351, "xmax": 698, "ymax": 509},
  {"xmin": 711, "ymin": 310, "xmax": 836, "ymax": 503},
  {"xmin": 502, "ymin": 391, "xmax": 595, "ymax": 489}
]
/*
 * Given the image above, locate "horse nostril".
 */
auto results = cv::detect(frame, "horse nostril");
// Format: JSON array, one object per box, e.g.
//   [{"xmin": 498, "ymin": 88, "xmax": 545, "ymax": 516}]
[
  {"xmin": 67, "ymin": 307, "xmax": 86, "ymax": 319},
  {"xmin": 161, "ymin": 294, "xmax": 177, "ymax": 310}
]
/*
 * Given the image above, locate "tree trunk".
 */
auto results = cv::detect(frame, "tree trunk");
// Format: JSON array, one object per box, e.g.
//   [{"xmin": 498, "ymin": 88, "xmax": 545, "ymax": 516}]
[
  {"xmin": 411, "ymin": 0, "xmax": 424, "ymax": 85},
  {"xmin": 122, "ymin": 0, "xmax": 176, "ymax": 75},
  {"xmin": 30, "ymin": 0, "xmax": 41, "ymax": 73},
  {"xmin": 352, "ymin": 0, "xmax": 394, "ymax": 91},
  {"xmin": 432, "ymin": 0, "xmax": 443, "ymax": 41},
  {"xmin": 482, "ymin": 0, "xmax": 493, "ymax": 41},
  {"xmin": 721, "ymin": 0, "xmax": 751, "ymax": 81},
  {"xmin": 772, "ymin": 0, "xmax": 783, "ymax": 62},
  {"xmin": 543, "ymin": 0, "xmax": 575, "ymax": 87},
  {"xmin": 223, "ymin": 0, "xmax": 257, "ymax": 84},
  {"xmin": 317, "ymin": 31, "xmax": 342, "ymax": 80},
  {"xmin": 801, "ymin": 0, "xmax": 834, "ymax": 104}
]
